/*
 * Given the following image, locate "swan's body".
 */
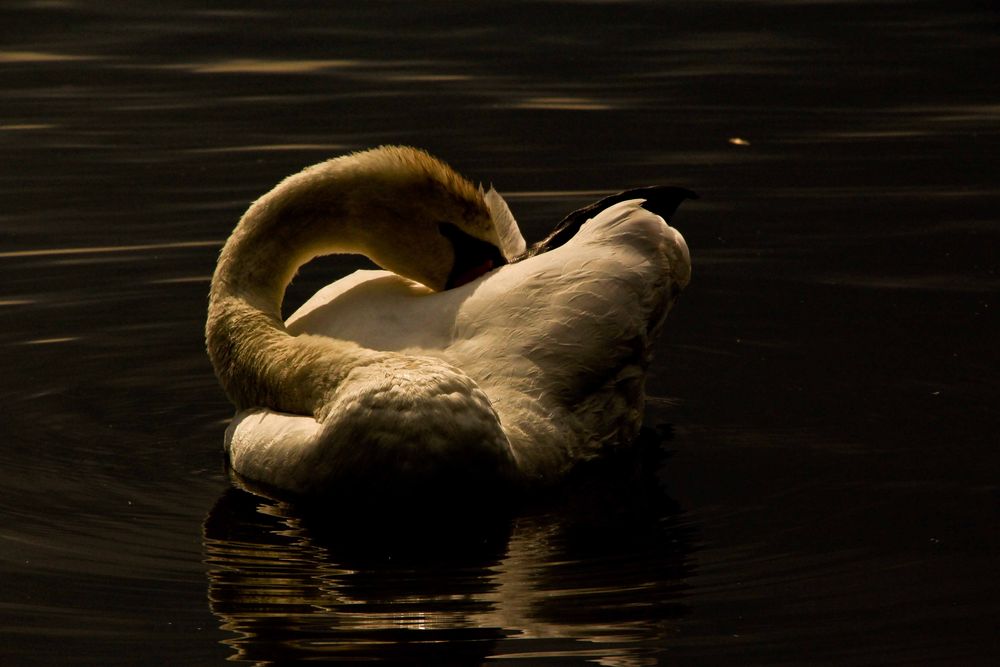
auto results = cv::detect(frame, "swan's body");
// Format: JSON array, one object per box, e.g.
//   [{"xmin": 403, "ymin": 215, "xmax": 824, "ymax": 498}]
[{"xmin": 207, "ymin": 146, "xmax": 691, "ymax": 497}]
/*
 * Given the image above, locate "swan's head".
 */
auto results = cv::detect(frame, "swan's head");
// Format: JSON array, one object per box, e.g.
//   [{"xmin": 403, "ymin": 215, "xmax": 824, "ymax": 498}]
[
  {"xmin": 230, "ymin": 146, "xmax": 523, "ymax": 295},
  {"xmin": 326, "ymin": 146, "xmax": 511, "ymax": 291}
]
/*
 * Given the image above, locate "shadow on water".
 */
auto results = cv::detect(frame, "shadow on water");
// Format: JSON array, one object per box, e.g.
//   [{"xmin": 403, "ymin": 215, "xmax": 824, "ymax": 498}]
[{"xmin": 202, "ymin": 426, "xmax": 696, "ymax": 664}]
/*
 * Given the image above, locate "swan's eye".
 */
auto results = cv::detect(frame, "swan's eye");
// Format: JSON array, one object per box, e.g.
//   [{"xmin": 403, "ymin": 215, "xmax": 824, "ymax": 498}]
[{"xmin": 439, "ymin": 222, "xmax": 506, "ymax": 289}]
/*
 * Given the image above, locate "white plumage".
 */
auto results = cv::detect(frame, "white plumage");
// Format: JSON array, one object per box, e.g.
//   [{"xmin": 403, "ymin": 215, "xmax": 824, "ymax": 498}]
[{"xmin": 207, "ymin": 146, "xmax": 691, "ymax": 498}]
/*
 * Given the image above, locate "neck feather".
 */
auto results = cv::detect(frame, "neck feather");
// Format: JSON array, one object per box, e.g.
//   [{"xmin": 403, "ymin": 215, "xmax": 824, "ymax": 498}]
[{"xmin": 205, "ymin": 168, "xmax": 376, "ymax": 415}]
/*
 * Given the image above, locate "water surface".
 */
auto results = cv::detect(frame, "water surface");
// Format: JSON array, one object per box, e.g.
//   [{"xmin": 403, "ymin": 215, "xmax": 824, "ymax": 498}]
[{"xmin": 2, "ymin": 1, "xmax": 998, "ymax": 664}]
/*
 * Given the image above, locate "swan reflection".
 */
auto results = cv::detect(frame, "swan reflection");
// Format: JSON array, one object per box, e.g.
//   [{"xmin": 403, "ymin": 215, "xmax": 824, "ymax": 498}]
[{"xmin": 203, "ymin": 432, "xmax": 693, "ymax": 664}]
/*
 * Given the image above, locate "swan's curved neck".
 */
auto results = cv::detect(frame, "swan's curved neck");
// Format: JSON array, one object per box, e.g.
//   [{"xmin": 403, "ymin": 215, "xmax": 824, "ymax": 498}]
[
  {"xmin": 205, "ymin": 147, "xmax": 495, "ymax": 417},
  {"xmin": 206, "ymin": 177, "xmax": 373, "ymax": 416}
]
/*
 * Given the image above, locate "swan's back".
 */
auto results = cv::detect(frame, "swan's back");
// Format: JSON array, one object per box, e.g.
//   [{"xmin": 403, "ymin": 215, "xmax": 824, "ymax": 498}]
[{"xmin": 286, "ymin": 199, "xmax": 690, "ymax": 479}]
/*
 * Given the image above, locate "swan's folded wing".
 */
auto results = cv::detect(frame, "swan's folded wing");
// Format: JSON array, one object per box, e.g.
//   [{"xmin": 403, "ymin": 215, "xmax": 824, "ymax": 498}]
[{"xmin": 446, "ymin": 200, "xmax": 689, "ymax": 457}]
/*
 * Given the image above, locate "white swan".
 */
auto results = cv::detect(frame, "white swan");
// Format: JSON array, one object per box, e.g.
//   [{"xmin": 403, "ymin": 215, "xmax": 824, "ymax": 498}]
[{"xmin": 206, "ymin": 146, "xmax": 692, "ymax": 498}]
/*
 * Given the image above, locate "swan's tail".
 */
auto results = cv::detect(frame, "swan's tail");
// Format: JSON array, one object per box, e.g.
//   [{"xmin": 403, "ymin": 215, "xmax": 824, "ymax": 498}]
[{"xmin": 518, "ymin": 186, "xmax": 697, "ymax": 259}]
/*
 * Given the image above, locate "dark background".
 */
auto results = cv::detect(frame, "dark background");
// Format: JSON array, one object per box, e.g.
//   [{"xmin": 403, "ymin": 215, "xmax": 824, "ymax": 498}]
[{"xmin": 1, "ymin": 1, "xmax": 998, "ymax": 663}]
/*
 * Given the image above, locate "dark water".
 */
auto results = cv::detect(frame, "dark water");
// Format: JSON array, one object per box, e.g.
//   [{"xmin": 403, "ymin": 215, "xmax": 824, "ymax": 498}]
[{"xmin": 2, "ymin": 1, "xmax": 999, "ymax": 664}]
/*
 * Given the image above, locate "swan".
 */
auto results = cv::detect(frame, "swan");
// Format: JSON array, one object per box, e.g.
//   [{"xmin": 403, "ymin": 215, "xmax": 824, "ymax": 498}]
[{"xmin": 206, "ymin": 146, "xmax": 692, "ymax": 499}]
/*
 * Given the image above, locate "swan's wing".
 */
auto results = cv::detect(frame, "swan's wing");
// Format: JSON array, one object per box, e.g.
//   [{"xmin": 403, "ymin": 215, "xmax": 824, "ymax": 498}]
[
  {"xmin": 448, "ymin": 199, "xmax": 690, "ymax": 459},
  {"xmin": 454, "ymin": 200, "xmax": 689, "ymax": 379},
  {"xmin": 286, "ymin": 269, "xmax": 462, "ymax": 351},
  {"xmin": 484, "ymin": 187, "xmax": 526, "ymax": 260}
]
